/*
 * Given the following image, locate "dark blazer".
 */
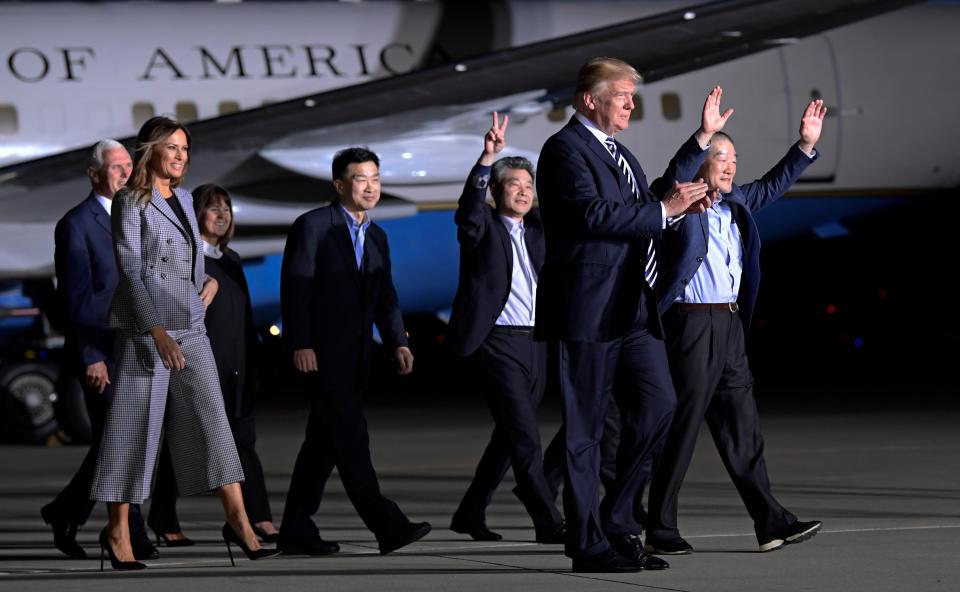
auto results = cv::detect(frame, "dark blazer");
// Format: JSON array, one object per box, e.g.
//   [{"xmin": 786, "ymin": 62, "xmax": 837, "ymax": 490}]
[
  {"xmin": 54, "ymin": 193, "xmax": 118, "ymax": 369},
  {"xmin": 535, "ymin": 117, "xmax": 707, "ymax": 342},
  {"xmin": 658, "ymin": 143, "xmax": 818, "ymax": 329},
  {"xmin": 281, "ymin": 203, "xmax": 408, "ymax": 383},
  {"xmin": 204, "ymin": 248, "xmax": 259, "ymax": 418},
  {"xmin": 448, "ymin": 163, "xmax": 545, "ymax": 357}
]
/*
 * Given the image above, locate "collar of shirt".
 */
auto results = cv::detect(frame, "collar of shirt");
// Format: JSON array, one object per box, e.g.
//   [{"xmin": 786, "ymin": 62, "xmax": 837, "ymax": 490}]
[
  {"xmin": 574, "ymin": 111, "xmax": 615, "ymax": 149},
  {"xmin": 202, "ymin": 240, "xmax": 223, "ymax": 259},
  {"xmin": 498, "ymin": 214, "xmax": 524, "ymax": 235},
  {"xmin": 340, "ymin": 204, "xmax": 371, "ymax": 232},
  {"xmin": 94, "ymin": 193, "xmax": 112, "ymax": 215}
]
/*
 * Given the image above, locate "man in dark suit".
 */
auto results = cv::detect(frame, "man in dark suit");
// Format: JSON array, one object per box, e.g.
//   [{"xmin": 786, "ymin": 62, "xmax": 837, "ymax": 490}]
[
  {"xmin": 279, "ymin": 147, "xmax": 431, "ymax": 556},
  {"xmin": 447, "ymin": 113, "xmax": 564, "ymax": 543},
  {"xmin": 40, "ymin": 140, "xmax": 157, "ymax": 560},
  {"xmin": 536, "ymin": 57, "xmax": 730, "ymax": 572},
  {"xmin": 645, "ymin": 101, "xmax": 828, "ymax": 555}
]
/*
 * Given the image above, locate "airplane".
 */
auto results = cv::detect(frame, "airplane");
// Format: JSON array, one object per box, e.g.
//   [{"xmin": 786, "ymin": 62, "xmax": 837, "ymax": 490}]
[{"xmin": 0, "ymin": 0, "xmax": 956, "ymax": 443}]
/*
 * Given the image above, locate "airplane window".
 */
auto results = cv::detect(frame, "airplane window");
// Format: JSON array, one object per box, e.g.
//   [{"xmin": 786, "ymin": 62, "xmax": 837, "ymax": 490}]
[
  {"xmin": 175, "ymin": 101, "xmax": 198, "ymax": 123},
  {"xmin": 0, "ymin": 105, "xmax": 18, "ymax": 134},
  {"xmin": 661, "ymin": 92, "xmax": 681, "ymax": 120},
  {"xmin": 218, "ymin": 100, "xmax": 240, "ymax": 115},
  {"xmin": 132, "ymin": 102, "xmax": 155, "ymax": 129},
  {"xmin": 547, "ymin": 104, "xmax": 568, "ymax": 122},
  {"xmin": 630, "ymin": 94, "xmax": 644, "ymax": 120}
]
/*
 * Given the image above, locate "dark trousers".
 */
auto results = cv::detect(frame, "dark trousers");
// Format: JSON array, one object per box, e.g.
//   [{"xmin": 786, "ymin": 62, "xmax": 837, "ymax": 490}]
[
  {"xmin": 558, "ymin": 306, "xmax": 677, "ymax": 558},
  {"xmin": 279, "ymin": 374, "xmax": 409, "ymax": 544},
  {"xmin": 148, "ymin": 413, "xmax": 273, "ymax": 532},
  {"xmin": 544, "ymin": 402, "xmax": 650, "ymax": 527},
  {"xmin": 646, "ymin": 305, "xmax": 796, "ymax": 543},
  {"xmin": 453, "ymin": 330, "xmax": 563, "ymax": 531},
  {"xmin": 41, "ymin": 371, "xmax": 146, "ymax": 540}
]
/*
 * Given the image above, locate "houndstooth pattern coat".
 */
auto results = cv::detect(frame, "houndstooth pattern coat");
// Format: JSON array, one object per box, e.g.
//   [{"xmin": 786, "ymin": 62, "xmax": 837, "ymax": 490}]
[{"xmin": 91, "ymin": 186, "xmax": 243, "ymax": 503}]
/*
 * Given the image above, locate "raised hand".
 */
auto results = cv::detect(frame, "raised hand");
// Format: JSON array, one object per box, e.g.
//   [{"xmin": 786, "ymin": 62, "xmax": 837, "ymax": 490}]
[
  {"xmin": 798, "ymin": 99, "xmax": 827, "ymax": 154},
  {"xmin": 480, "ymin": 111, "xmax": 509, "ymax": 165},
  {"xmin": 696, "ymin": 86, "xmax": 734, "ymax": 146}
]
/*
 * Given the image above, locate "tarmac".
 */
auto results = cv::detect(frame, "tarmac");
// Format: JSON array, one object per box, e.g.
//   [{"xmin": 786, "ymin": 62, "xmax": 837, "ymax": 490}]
[{"xmin": 2, "ymin": 400, "xmax": 959, "ymax": 592}]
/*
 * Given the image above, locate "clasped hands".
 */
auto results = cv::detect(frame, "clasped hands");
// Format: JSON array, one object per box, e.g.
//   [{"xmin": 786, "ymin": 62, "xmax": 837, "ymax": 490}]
[{"xmin": 662, "ymin": 179, "xmax": 716, "ymax": 217}]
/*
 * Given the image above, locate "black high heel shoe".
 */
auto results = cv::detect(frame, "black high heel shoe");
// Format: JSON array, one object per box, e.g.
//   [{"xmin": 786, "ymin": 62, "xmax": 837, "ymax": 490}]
[
  {"xmin": 222, "ymin": 523, "xmax": 281, "ymax": 566},
  {"xmin": 152, "ymin": 528, "xmax": 195, "ymax": 547},
  {"xmin": 99, "ymin": 529, "xmax": 146, "ymax": 571},
  {"xmin": 251, "ymin": 523, "xmax": 280, "ymax": 544}
]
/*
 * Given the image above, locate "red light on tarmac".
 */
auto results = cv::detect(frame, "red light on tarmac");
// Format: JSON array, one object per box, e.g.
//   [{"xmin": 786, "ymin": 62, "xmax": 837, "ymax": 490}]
[{"xmin": 826, "ymin": 304, "xmax": 837, "ymax": 315}]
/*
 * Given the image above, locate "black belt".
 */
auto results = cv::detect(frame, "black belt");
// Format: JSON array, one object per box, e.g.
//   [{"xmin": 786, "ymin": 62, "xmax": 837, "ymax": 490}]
[
  {"xmin": 491, "ymin": 325, "xmax": 535, "ymax": 336},
  {"xmin": 675, "ymin": 302, "xmax": 739, "ymax": 313}
]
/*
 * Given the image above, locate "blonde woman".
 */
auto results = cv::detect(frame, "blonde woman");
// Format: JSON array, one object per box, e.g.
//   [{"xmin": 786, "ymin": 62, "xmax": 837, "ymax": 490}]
[{"xmin": 90, "ymin": 116, "xmax": 278, "ymax": 570}]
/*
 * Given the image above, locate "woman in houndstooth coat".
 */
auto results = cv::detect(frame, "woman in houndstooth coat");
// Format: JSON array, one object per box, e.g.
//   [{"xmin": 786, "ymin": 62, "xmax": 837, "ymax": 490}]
[{"xmin": 90, "ymin": 116, "xmax": 277, "ymax": 569}]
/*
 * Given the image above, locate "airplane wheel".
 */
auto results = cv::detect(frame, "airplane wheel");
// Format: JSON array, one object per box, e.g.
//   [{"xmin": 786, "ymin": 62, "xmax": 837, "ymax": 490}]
[
  {"xmin": 0, "ymin": 362, "xmax": 59, "ymax": 445},
  {"xmin": 54, "ymin": 374, "xmax": 91, "ymax": 444}
]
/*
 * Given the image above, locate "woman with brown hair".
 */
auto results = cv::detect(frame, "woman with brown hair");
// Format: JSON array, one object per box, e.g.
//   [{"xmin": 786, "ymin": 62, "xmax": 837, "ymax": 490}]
[{"xmin": 89, "ymin": 116, "xmax": 278, "ymax": 570}]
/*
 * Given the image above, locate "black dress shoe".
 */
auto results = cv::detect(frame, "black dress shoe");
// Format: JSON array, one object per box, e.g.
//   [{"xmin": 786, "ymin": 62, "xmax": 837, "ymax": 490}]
[
  {"xmin": 379, "ymin": 521, "xmax": 431, "ymax": 555},
  {"xmin": 609, "ymin": 533, "xmax": 669, "ymax": 570},
  {"xmin": 450, "ymin": 521, "xmax": 502, "ymax": 541},
  {"xmin": 534, "ymin": 521, "xmax": 566, "ymax": 544},
  {"xmin": 132, "ymin": 538, "xmax": 160, "ymax": 560},
  {"xmin": 644, "ymin": 535, "xmax": 694, "ymax": 555},
  {"xmin": 40, "ymin": 506, "xmax": 86, "ymax": 559},
  {"xmin": 571, "ymin": 547, "xmax": 642, "ymax": 573},
  {"xmin": 278, "ymin": 535, "xmax": 340, "ymax": 556},
  {"xmin": 759, "ymin": 520, "xmax": 822, "ymax": 552}
]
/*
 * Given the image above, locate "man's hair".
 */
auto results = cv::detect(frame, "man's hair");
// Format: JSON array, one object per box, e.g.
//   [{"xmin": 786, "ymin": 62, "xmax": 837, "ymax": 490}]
[
  {"xmin": 192, "ymin": 184, "xmax": 235, "ymax": 249},
  {"xmin": 332, "ymin": 147, "xmax": 380, "ymax": 181},
  {"xmin": 573, "ymin": 57, "xmax": 640, "ymax": 112},
  {"xmin": 128, "ymin": 116, "xmax": 192, "ymax": 204},
  {"xmin": 707, "ymin": 131, "xmax": 735, "ymax": 157},
  {"xmin": 490, "ymin": 156, "xmax": 535, "ymax": 203},
  {"xmin": 86, "ymin": 139, "xmax": 125, "ymax": 171}
]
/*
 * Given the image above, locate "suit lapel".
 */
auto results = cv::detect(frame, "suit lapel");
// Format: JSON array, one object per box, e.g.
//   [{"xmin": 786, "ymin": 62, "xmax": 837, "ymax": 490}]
[
  {"xmin": 492, "ymin": 217, "xmax": 514, "ymax": 279},
  {"xmin": 524, "ymin": 224, "xmax": 544, "ymax": 274},
  {"xmin": 568, "ymin": 119, "xmax": 630, "ymax": 203},
  {"xmin": 84, "ymin": 193, "xmax": 112, "ymax": 236},
  {"xmin": 149, "ymin": 186, "xmax": 189, "ymax": 239},
  {"xmin": 330, "ymin": 204, "xmax": 363, "ymax": 292}
]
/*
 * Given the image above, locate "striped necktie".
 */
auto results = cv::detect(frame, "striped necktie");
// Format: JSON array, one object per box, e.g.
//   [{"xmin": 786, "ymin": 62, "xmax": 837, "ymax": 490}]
[{"xmin": 605, "ymin": 136, "xmax": 658, "ymax": 288}]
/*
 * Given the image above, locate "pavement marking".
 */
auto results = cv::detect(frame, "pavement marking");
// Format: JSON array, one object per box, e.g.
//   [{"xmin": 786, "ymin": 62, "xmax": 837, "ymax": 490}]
[{"xmin": 683, "ymin": 523, "xmax": 960, "ymax": 539}]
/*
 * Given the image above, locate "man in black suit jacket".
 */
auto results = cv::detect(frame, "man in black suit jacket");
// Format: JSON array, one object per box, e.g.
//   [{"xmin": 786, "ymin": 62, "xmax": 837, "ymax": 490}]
[
  {"xmin": 40, "ymin": 140, "xmax": 156, "ymax": 560},
  {"xmin": 536, "ymin": 57, "xmax": 729, "ymax": 572},
  {"xmin": 279, "ymin": 147, "xmax": 431, "ymax": 556},
  {"xmin": 447, "ymin": 113, "xmax": 564, "ymax": 543}
]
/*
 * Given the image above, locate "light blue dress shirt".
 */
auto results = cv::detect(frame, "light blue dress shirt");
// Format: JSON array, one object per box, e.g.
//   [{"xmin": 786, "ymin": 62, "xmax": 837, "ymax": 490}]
[
  {"xmin": 495, "ymin": 215, "xmax": 537, "ymax": 327},
  {"xmin": 680, "ymin": 196, "xmax": 742, "ymax": 304},
  {"xmin": 340, "ymin": 205, "xmax": 371, "ymax": 269}
]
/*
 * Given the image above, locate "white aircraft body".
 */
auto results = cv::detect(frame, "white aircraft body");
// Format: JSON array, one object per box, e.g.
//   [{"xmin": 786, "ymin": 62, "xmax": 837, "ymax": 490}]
[{"xmin": 0, "ymin": 0, "xmax": 955, "ymax": 279}]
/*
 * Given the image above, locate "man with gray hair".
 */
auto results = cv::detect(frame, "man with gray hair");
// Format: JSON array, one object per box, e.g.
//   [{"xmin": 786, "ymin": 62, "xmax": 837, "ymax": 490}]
[
  {"xmin": 447, "ymin": 113, "xmax": 564, "ymax": 544},
  {"xmin": 40, "ymin": 140, "xmax": 157, "ymax": 561}
]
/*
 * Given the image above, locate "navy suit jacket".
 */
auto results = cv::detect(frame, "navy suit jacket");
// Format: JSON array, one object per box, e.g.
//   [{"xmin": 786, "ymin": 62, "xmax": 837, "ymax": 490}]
[
  {"xmin": 535, "ymin": 117, "xmax": 707, "ymax": 342},
  {"xmin": 448, "ymin": 163, "xmax": 545, "ymax": 357},
  {"xmin": 54, "ymin": 193, "xmax": 118, "ymax": 370},
  {"xmin": 281, "ymin": 203, "xmax": 408, "ymax": 385},
  {"xmin": 658, "ymin": 143, "xmax": 818, "ymax": 329}
]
